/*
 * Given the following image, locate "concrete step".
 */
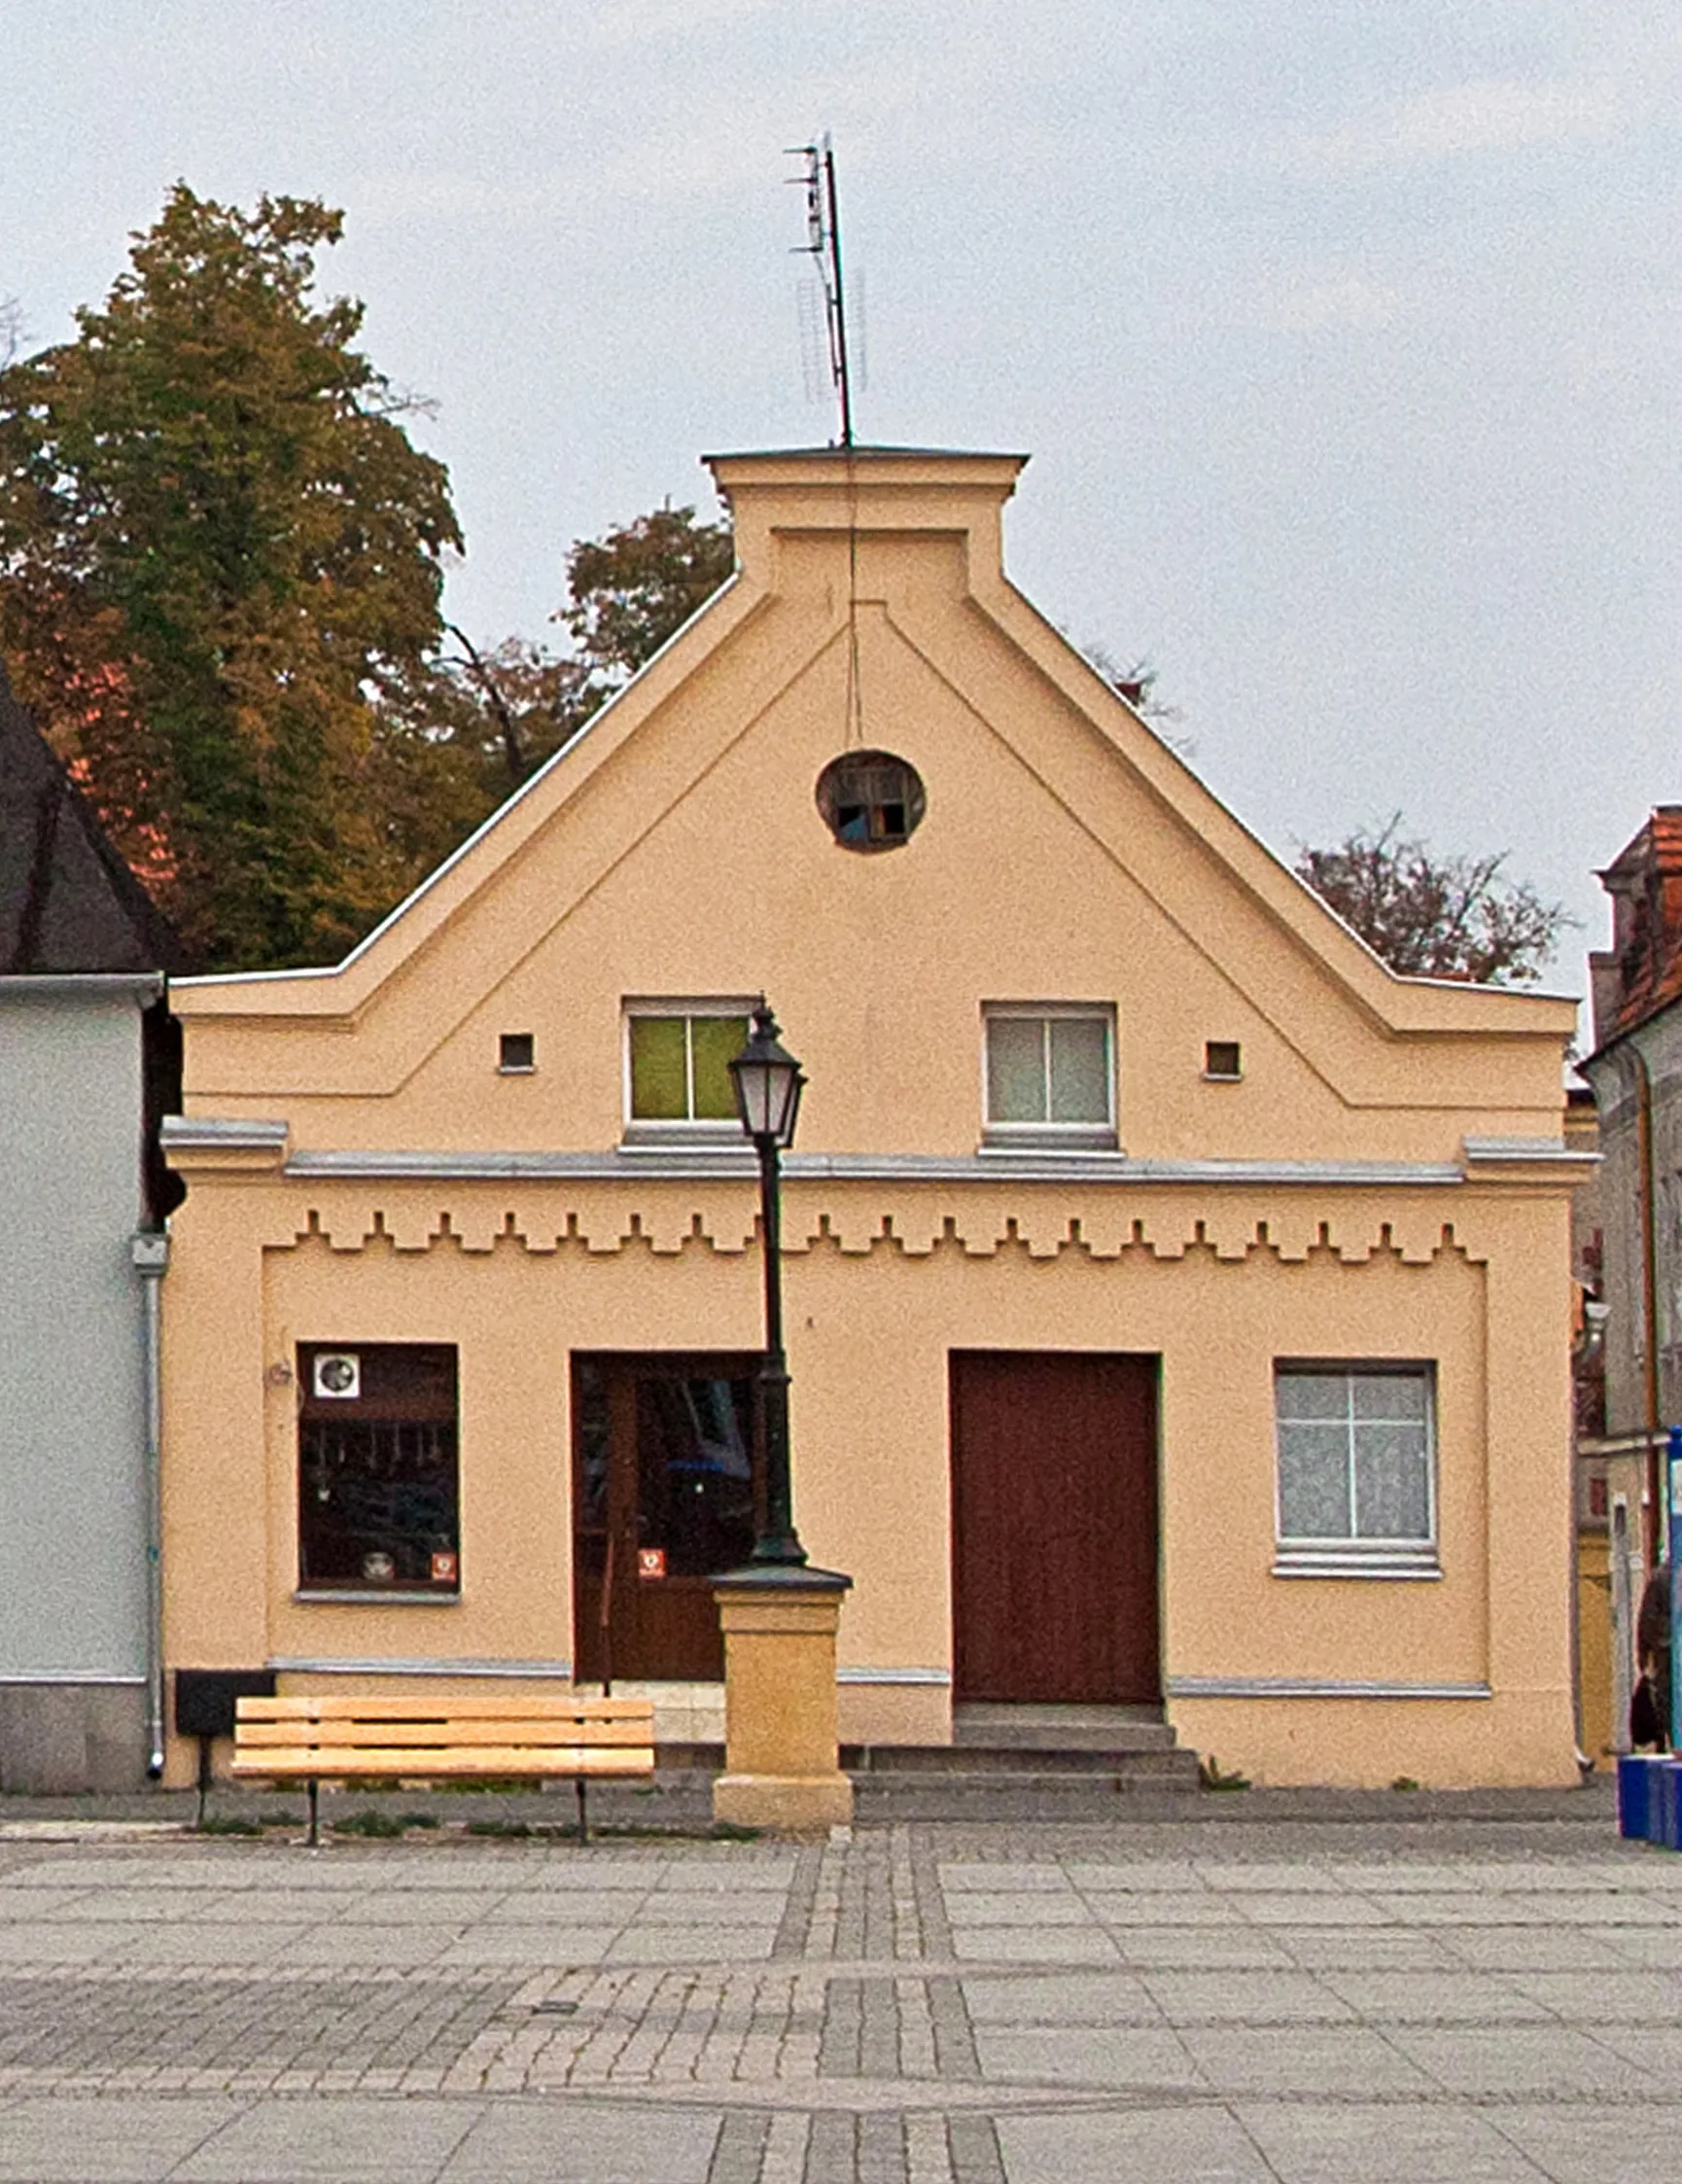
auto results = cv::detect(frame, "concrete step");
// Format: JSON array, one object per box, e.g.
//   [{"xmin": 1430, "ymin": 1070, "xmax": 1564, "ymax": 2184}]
[
  {"xmin": 657, "ymin": 1742, "xmax": 1203, "ymax": 1800},
  {"xmin": 661, "ymin": 1740, "xmax": 1191, "ymax": 1777},
  {"xmin": 843, "ymin": 1743, "xmax": 1193, "ymax": 1778},
  {"xmin": 852, "ymin": 1770, "xmax": 1203, "ymax": 1819},
  {"xmin": 952, "ymin": 1705, "xmax": 1178, "ymax": 1753}
]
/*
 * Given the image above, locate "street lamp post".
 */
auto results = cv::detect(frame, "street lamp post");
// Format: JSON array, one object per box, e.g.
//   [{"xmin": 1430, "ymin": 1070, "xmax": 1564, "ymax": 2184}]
[
  {"xmin": 712, "ymin": 997, "xmax": 853, "ymax": 1831},
  {"xmin": 727, "ymin": 1000, "xmax": 807, "ymax": 1568}
]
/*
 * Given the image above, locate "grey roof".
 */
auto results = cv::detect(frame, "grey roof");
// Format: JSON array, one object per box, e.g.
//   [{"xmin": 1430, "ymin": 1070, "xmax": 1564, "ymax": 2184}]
[
  {"xmin": 703, "ymin": 441, "xmax": 1029, "ymax": 464},
  {"xmin": 0, "ymin": 662, "xmax": 183, "ymax": 974}
]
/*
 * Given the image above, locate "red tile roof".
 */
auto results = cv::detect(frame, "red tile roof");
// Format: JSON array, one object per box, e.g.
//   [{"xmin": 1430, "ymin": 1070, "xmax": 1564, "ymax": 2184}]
[{"xmin": 1598, "ymin": 808, "xmax": 1682, "ymax": 1040}]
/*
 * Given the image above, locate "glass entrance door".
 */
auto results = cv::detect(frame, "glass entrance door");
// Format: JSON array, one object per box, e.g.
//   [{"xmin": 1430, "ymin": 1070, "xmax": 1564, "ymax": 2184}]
[{"xmin": 573, "ymin": 1354, "xmax": 759, "ymax": 1682}]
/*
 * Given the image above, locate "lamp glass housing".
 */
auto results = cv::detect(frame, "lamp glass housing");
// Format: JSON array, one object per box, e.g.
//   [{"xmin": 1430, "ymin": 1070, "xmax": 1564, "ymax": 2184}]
[{"xmin": 728, "ymin": 1005, "xmax": 805, "ymax": 1146}]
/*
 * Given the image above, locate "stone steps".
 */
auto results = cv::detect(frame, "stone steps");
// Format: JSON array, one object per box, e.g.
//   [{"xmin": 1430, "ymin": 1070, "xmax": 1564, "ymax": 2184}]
[{"xmin": 656, "ymin": 1737, "xmax": 1204, "ymax": 1814}]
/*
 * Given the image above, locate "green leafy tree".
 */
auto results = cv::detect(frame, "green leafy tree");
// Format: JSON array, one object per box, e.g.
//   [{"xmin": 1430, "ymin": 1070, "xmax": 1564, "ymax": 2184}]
[
  {"xmin": 0, "ymin": 186, "xmax": 460, "ymax": 969},
  {"xmin": 1295, "ymin": 816, "xmax": 1570, "ymax": 986}
]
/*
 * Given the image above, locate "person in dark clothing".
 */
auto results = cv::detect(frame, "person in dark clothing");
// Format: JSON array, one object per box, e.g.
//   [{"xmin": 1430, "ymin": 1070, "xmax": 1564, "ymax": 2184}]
[{"xmin": 1631, "ymin": 1564, "xmax": 1672, "ymax": 1749}]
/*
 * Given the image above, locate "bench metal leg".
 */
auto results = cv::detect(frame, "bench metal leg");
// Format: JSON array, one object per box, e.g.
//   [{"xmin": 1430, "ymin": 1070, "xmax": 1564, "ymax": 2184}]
[
  {"xmin": 576, "ymin": 1778, "xmax": 588, "ymax": 1845},
  {"xmin": 193, "ymin": 1737, "xmax": 212, "ymax": 1831},
  {"xmin": 307, "ymin": 1779, "xmax": 320, "ymax": 1849}
]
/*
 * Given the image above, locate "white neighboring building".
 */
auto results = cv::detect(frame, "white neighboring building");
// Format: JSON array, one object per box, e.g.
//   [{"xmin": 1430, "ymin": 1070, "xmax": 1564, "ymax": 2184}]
[{"xmin": 0, "ymin": 665, "xmax": 182, "ymax": 1791}]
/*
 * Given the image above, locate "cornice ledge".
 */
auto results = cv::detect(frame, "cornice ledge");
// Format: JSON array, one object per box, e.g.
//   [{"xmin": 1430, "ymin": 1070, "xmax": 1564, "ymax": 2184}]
[
  {"xmin": 0, "ymin": 972, "xmax": 164, "ymax": 1004},
  {"xmin": 1460, "ymin": 1135, "xmax": 1599, "ymax": 1181},
  {"xmin": 162, "ymin": 1114, "xmax": 291, "ymax": 1171},
  {"xmin": 1168, "ymin": 1674, "xmax": 1493, "ymax": 1701},
  {"xmin": 282, "ymin": 1145, "xmax": 1468, "ymax": 1188}
]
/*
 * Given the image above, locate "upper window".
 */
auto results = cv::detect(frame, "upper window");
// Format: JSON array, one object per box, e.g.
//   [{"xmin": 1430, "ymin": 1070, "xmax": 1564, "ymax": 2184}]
[
  {"xmin": 983, "ymin": 1005, "xmax": 1116, "ymax": 1148},
  {"xmin": 816, "ymin": 750, "xmax": 927, "ymax": 852},
  {"xmin": 298, "ymin": 1344, "xmax": 460, "ymax": 1597},
  {"xmin": 1274, "ymin": 1362, "xmax": 1437, "ymax": 1577},
  {"xmin": 625, "ymin": 1005, "xmax": 751, "ymax": 1133}
]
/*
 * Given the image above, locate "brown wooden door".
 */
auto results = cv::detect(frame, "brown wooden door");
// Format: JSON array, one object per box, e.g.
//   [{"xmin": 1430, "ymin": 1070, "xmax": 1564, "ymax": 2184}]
[
  {"xmin": 950, "ymin": 1351, "xmax": 1160, "ymax": 1705},
  {"xmin": 573, "ymin": 1354, "xmax": 759, "ymax": 1683}
]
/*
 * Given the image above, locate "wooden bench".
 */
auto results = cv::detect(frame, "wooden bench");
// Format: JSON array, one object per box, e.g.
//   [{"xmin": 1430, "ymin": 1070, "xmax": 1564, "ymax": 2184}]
[{"xmin": 230, "ymin": 1693, "xmax": 656, "ymax": 1844}]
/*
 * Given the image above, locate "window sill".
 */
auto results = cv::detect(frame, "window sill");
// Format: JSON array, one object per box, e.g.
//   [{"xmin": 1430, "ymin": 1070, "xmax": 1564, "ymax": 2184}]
[
  {"xmin": 618, "ymin": 1122, "xmax": 743, "ymax": 1149},
  {"xmin": 294, "ymin": 1590, "xmax": 462, "ymax": 1606},
  {"xmin": 979, "ymin": 1127, "xmax": 1119, "ymax": 1153},
  {"xmin": 1272, "ymin": 1551, "xmax": 1440, "ymax": 1582}
]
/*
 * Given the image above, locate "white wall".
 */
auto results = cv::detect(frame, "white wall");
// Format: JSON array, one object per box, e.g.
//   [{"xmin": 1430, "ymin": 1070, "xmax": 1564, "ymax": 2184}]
[{"xmin": 0, "ymin": 985, "xmax": 148, "ymax": 1678}]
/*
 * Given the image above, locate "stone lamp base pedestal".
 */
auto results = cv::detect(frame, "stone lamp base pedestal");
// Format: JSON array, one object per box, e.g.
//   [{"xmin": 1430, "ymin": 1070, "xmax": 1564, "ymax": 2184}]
[{"xmin": 713, "ymin": 1567, "xmax": 853, "ymax": 1832}]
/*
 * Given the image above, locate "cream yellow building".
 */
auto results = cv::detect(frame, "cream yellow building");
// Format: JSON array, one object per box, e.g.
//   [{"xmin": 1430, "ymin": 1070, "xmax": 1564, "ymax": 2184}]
[{"xmin": 159, "ymin": 446, "xmax": 1586, "ymax": 1788}]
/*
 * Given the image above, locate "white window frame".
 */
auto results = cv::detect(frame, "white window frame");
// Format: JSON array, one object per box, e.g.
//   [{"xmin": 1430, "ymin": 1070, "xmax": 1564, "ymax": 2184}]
[
  {"xmin": 621, "ymin": 998, "xmax": 756, "ymax": 1145},
  {"xmin": 980, "ymin": 1003, "xmax": 1117, "ymax": 1151},
  {"xmin": 1273, "ymin": 1360, "xmax": 1440, "ymax": 1579}
]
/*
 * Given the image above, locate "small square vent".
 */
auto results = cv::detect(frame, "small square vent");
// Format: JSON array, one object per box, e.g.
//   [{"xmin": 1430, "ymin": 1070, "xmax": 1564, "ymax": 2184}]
[{"xmin": 312, "ymin": 1353, "xmax": 361, "ymax": 1400}]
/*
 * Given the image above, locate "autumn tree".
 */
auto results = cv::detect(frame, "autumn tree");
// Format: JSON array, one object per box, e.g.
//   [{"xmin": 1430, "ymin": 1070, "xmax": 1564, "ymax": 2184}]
[
  {"xmin": 1294, "ymin": 817, "xmax": 1569, "ymax": 986},
  {"xmin": 373, "ymin": 504, "xmax": 735, "ymax": 881},
  {"xmin": 0, "ymin": 186, "xmax": 460, "ymax": 969},
  {"xmin": 559, "ymin": 504, "xmax": 733, "ymax": 686}
]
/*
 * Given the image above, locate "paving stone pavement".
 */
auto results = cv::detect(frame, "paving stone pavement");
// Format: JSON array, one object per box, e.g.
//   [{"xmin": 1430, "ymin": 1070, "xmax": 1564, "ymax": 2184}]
[{"xmin": 0, "ymin": 1811, "xmax": 1677, "ymax": 2180}]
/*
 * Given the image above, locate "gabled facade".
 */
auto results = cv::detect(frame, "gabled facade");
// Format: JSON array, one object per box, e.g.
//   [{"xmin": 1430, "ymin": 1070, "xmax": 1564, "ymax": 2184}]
[
  {"xmin": 160, "ymin": 448, "xmax": 1584, "ymax": 1787},
  {"xmin": 0, "ymin": 664, "xmax": 183, "ymax": 1790}
]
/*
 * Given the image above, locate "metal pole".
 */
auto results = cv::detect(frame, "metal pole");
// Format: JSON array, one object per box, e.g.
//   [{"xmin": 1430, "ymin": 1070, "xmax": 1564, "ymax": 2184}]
[
  {"xmin": 1633, "ymin": 1047, "xmax": 1664, "ymax": 1568},
  {"xmin": 1612, "ymin": 1496, "xmax": 1634, "ymax": 1756},
  {"xmin": 752, "ymin": 1133, "xmax": 806, "ymax": 1566},
  {"xmin": 823, "ymin": 144, "xmax": 854, "ymax": 449},
  {"xmin": 132, "ymin": 1231, "xmax": 169, "ymax": 1779},
  {"xmin": 1670, "ymin": 1430, "xmax": 1682, "ymax": 1753}
]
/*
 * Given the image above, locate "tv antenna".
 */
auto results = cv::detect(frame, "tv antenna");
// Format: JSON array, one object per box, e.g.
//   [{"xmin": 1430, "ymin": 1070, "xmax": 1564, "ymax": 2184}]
[{"xmin": 788, "ymin": 135, "xmax": 855, "ymax": 448}]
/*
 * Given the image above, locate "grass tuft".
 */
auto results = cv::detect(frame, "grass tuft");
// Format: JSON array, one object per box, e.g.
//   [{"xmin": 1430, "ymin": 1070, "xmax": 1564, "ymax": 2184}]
[{"xmin": 334, "ymin": 1809, "xmax": 405, "ymax": 1839}]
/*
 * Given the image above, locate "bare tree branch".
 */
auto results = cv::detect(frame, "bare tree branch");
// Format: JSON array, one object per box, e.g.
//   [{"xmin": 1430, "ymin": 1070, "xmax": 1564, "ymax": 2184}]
[{"xmin": 1294, "ymin": 815, "xmax": 1573, "ymax": 986}]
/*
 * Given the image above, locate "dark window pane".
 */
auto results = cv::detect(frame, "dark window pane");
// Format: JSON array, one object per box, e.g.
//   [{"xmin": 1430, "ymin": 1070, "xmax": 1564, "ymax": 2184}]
[
  {"xmin": 637, "ymin": 1376, "xmax": 755, "ymax": 1576},
  {"xmin": 298, "ymin": 1345, "xmax": 460, "ymax": 1590},
  {"xmin": 574, "ymin": 1359, "xmax": 610, "ymax": 1577},
  {"xmin": 816, "ymin": 749, "xmax": 927, "ymax": 852}
]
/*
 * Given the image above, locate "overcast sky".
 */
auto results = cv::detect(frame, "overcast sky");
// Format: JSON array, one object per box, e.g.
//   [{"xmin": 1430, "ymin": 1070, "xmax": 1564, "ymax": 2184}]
[{"xmin": 3, "ymin": 2, "xmax": 1678, "ymax": 993}]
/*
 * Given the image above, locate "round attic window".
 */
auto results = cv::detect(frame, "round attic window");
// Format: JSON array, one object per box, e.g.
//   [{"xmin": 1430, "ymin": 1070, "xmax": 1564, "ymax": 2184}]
[{"xmin": 815, "ymin": 750, "xmax": 927, "ymax": 853}]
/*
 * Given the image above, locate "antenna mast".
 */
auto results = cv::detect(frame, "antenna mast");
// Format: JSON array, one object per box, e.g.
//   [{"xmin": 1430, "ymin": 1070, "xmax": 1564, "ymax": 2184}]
[{"xmin": 789, "ymin": 135, "xmax": 854, "ymax": 447}]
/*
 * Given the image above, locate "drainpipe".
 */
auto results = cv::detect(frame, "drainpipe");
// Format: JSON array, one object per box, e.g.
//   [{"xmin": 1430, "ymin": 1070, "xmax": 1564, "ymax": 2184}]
[
  {"xmin": 1630, "ymin": 1046, "xmax": 1664, "ymax": 1570},
  {"xmin": 131, "ymin": 1230, "xmax": 169, "ymax": 1779}
]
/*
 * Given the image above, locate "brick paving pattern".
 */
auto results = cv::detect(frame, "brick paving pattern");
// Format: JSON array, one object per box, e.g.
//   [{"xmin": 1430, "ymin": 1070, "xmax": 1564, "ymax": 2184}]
[{"xmin": 0, "ymin": 1810, "xmax": 1676, "ymax": 2177}]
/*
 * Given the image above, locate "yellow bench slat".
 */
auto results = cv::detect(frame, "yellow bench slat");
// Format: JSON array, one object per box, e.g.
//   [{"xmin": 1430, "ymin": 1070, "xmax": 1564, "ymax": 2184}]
[
  {"xmin": 235, "ymin": 1695, "xmax": 651, "ymax": 1721},
  {"xmin": 229, "ymin": 1745, "xmax": 654, "ymax": 1778},
  {"xmin": 234, "ymin": 1716, "xmax": 653, "ymax": 1749}
]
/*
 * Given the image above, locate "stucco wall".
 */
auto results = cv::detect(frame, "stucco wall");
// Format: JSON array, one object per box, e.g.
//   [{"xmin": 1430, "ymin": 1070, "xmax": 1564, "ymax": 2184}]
[{"xmin": 158, "ymin": 1164, "xmax": 1576, "ymax": 1788}]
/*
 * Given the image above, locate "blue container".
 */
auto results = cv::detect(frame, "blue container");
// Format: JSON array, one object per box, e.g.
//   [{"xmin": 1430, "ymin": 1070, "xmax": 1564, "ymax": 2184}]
[
  {"xmin": 1660, "ymin": 1760, "xmax": 1682, "ymax": 1852},
  {"xmin": 1619, "ymin": 1754, "xmax": 1656, "ymax": 1840}
]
